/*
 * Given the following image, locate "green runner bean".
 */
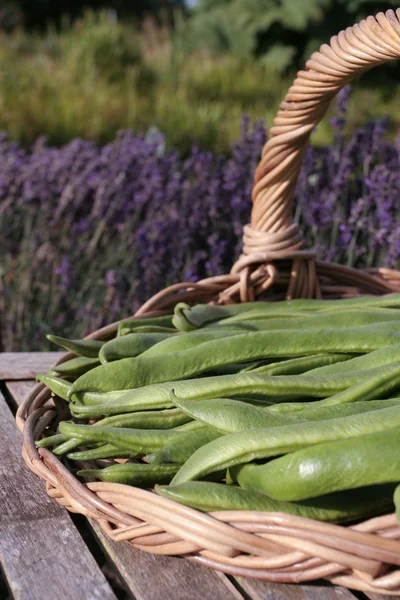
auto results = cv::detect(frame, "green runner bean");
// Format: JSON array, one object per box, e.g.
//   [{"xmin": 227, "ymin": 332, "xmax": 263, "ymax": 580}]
[
  {"xmin": 47, "ymin": 335, "xmax": 104, "ymax": 358},
  {"xmin": 53, "ymin": 408, "xmax": 192, "ymax": 455},
  {"xmin": 36, "ymin": 433, "xmax": 68, "ymax": 448},
  {"xmin": 139, "ymin": 329, "xmax": 249, "ymax": 358},
  {"xmin": 98, "ymin": 408, "xmax": 191, "ymax": 429},
  {"xmin": 172, "ymin": 302, "xmax": 271, "ymax": 331},
  {"xmin": 171, "ymin": 404, "xmax": 400, "ymax": 484},
  {"xmin": 209, "ymin": 310, "xmax": 400, "ymax": 332},
  {"xmin": 37, "ymin": 375, "xmax": 124, "ymax": 405},
  {"xmin": 67, "ymin": 443, "xmax": 136, "ymax": 460},
  {"xmin": 49, "ymin": 356, "xmax": 100, "ymax": 376},
  {"xmin": 213, "ymin": 296, "xmax": 400, "ymax": 325},
  {"xmin": 117, "ymin": 315, "xmax": 174, "ymax": 336},
  {"xmin": 230, "ymin": 427, "xmax": 400, "ymax": 501},
  {"xmin": 78, "ymin": 463, "xmax": 180, "ymax": 486},
  {"xmin": 170, "ymin": 395, "xmax": 400, "ymax": 433},
  {"xmin": 68, "ymin": 328, "xmax": 400, "ymax": 399},
  {"xmin": 174, "ymin": 295, "xmax": 400, "ymax": 330},
  {"xmin": 173, "ymin": 420, "xmax": 207, "ymax": 432},
  {"xmin": 36, "ymin": 375, "xmax": 71, "ymax": 401},
  {"xmin": 53, "ymin": 438, "xmax": 87, "ymax": 455},
  {"xmin": 99, "ymin": 332, "xmax": 173, "ymax": 363},
  {"xmin": 155, "ymin": 481, "xmax": 396, "ymax": 523},
  {"xmin": 268, "ymin": 363, "xmax": 400, "ymax": 413},
  {"xmin": 150, "ymin": 426, "xmax": 222, "ymax": 465},
  {"xmin": 59, "ymin": 421, "xmax": 182, "ymax": 453},
  {"xmin": 245, "ymin": 354, "xmax": 352, "ymax": 376},
  {"xmin": 70, "ymin": 365, "xmax": 394, "ymax": 417},
  {"xmin": 307, "ymin": 343, "xmax": 400, "ymax": 376},
  {"xmin": 120, "ymin": 326, "xmax": 177, "ymax": 334}
]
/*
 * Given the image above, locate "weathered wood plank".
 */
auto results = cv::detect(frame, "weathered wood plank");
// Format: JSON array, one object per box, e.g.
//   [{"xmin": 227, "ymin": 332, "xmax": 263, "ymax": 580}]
[
  {"xmin": 0, "ymin": 352, "xmax": 63, "ymax": 379},
  {"xmin": 235, "ymin": 579, "xmax": 358, "ymax": 600},
  {"xmin": 6, "ymin": 380, "xmax": 39, "ymax": 409},
  {"xmin": 91, "ymin": 521, "xmax": 244, "ymax": 600},
  {"xmin": 0, "ymin": 389, "xmax": 116, "ymax": 600},
  {"xmin": 8, "ymin": 379, "xmax": 243, "ymax": 600}
]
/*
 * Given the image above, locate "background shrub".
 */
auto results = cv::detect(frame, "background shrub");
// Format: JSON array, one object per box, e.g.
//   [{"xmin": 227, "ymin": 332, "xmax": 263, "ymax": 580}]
[
  {"xmin": 0, "ymin": 10, "xmax": 399, "ymax": 152},
  {"xmin": 181, "ymin": 0, "xmax": 400, "ymax": 73}
]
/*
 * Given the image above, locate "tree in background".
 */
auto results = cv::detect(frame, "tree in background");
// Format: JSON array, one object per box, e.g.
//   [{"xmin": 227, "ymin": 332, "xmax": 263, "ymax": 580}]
[
  {"xmin": 1, "ymin": 1, "xmax": 185, "ymax": 30},
  {"xmin": 181, "ymin": 0, "xmax": 400, "ymax": 72}
]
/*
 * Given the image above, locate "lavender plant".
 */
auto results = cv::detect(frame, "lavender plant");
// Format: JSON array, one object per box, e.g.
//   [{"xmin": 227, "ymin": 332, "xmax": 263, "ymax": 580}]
[{"xmin": 1, "ymin": 89, "xmax": 399, "ymax": 350}]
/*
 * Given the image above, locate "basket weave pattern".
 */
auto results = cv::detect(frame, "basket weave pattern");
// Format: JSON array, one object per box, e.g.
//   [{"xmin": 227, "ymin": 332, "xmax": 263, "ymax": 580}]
[{"xmin": 17, "ymin": 9, "xmax": 400, "ymax": 595}]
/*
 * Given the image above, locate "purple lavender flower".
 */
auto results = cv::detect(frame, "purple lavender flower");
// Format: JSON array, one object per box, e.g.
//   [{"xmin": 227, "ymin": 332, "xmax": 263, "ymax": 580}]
[
  {"xmin": 337, "ymin": 86, "xmax": 352, "ymax": 116},
  {"xmin": 55, "ymin": 257, "xmax": 72, "ymax": 291},
  {"xmin": 1, "ymin": 102, "xmax": 400, "ymax": 351}
]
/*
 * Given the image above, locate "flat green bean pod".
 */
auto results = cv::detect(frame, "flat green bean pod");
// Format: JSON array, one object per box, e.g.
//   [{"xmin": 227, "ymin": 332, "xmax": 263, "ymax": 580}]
[
  {"xmin": 36, "ymin": 375, "xmax": 71, "ymax": 401},
  {"xmin": 68, "ymin": 328, "xmax": 400, "ymax": 399},
  {"xmin": 53, "ymin": 408, "xmax": 192, "ymax": 455},
  {"xmin": 210, "ymin": 310, "xmax": 400, "ymax": 332},
  {"xmin": 170, "ymin": 395, "xmax": 400, "ymax": 434},
  {"xmin": 36, "ymin": 433, "xmax": 68, "ymax": 448},
  {"xmin": 208, "ymin": 362, "xmax": 261, "ymax": 376},
  {"xmin": 49, "ymin": 356, "xmax": 100, "ymax": 377},
  {"xmin": 67, "ymin": 443, "xmax": 136, "ymax": 460},
  {"xmin": 38, "ymin": 375, "xmax": 126, "ymax": 406},
  {"xmin": 47, "ymin": 335, "xmax": 104, "ymax": 358},
  {"xmin": 120, "ymin": 326, "xmax": 177, "ymax": 334},
  {"xmin": 369, "ymin": 322, "xmax": 400, "ymax": 332},
  {"xmin": 172, "ymin": 302, "xmax": 272, "ymax": 331},
  {"xmin": 47, "ymin": 356, "xmax": 100, "ymax": 377},
  {"xmin": 98, "ymin": 407, "xmax": 191, "ymax": 429},
  {"xmin": 53, "ymin": 438, "xmax": 87, "ymax": 455},
  {"xmin": 117, "ymin": 315, "xmax": 174, "ymax": 336},
  {"xmin": 59, "ymin": 421, "xmax": 182, "ymax": 453},
  {"xmin": 139, "ymin": 329, "xmax": 248, "ymax": 358},
  {"xmin": 70, "ymin": 365, "xmax": 392, "ymax": 417},
  {"xmin": 268, "ymin": 363, "xmax": 400, "ymax": 413},
  {"xmin": 78, "ymin": 463, "xmax": 180, "ymax": 486},
  {"xmin": 231, "ymin": 427, "xmax": 400, "ymax": 501},
  {"xmin": 171, "ymin": 404, "xmax": 400, "ymax": 484},
  {"xmin": 99, "ymin": 332, "xmax": 173, "ymax": 363},
  {"xmin": 245, "ymin": 353, "xmax": 352, "ymax": 376},
  {"xmin": 212, "ymin": 296, "xmax": 400, "ymax": 325},
  {"xmin": 155, "ymin": 481, "xmax": 396, "ymax": 523},
  {"xmin": 150, "ymin": 426, "xmax": 222, "ymax": 465},
  {"xmin": 307, "ymin": 343, "xmax": 400, "ymax": 376},
  {"xmin": 173, "ymin": 420, "xmax": 207, "ymax": 432},
  {"xmin": 173, "ymin": 295, "xmax": 400, "ymax": 330}
]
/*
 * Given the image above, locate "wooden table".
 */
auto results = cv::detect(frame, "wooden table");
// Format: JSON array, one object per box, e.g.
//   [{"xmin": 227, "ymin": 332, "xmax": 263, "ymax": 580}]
[{"xmin": 0, "ymin": 352, "xmax": 393, "ymax": 600}]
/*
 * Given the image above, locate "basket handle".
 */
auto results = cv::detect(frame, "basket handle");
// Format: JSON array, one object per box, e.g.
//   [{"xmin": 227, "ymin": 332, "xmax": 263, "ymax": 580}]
[
  {"xmin": 136, "ymin": 10, "xmax": 400, "ymax": 314},
  {"xmin": 232, "ymin": 9, "xmax": 400, "ymax": 282}
]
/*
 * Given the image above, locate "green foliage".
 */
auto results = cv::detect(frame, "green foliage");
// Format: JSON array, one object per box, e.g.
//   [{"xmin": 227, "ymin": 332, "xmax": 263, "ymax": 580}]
[
  {"xmin": 260, "ymin": 43, "xmax": 296, "ymax": 72},
  {"xmin": 183, "ymin": 0, "xmax": 400, "ymax": 72},
  {"xmin": 0, "ymin": 14, "xmax": 288, "ymax": 152},
  {"xmin": 0, "ymin": 9, "xmax": 400, "ymax": 153},
  {"xmin": 3, "ymin": 1, "xmax": 185, "ymax": 30},
  {"xmin": 61, "ymin": 11, "xmax": 143, "ymax": 83}
]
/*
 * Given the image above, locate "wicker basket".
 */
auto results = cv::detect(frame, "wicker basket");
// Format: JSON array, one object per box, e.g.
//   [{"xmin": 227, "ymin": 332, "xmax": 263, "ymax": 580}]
[{"xmin": 17, "ymin": 9, "xmax": 400, "ymax": 595}]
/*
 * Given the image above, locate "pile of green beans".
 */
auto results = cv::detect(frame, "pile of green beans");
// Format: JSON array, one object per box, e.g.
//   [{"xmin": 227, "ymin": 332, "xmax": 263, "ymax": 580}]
[{"xmin": 37, "ymin": 294, "xmax": 400, "ymax": 524}]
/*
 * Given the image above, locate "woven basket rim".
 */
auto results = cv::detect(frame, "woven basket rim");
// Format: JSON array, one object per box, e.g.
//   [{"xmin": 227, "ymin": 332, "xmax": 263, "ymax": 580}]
[{"xmin": 18, "ymin": 305, "xmax": 400, "ymax": 595}]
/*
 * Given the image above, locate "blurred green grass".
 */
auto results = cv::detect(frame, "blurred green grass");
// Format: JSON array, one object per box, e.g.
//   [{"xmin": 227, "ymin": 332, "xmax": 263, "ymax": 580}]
[{"xmin": 0, "ymin": 10, "xmax": 400, "ymax": 153}]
